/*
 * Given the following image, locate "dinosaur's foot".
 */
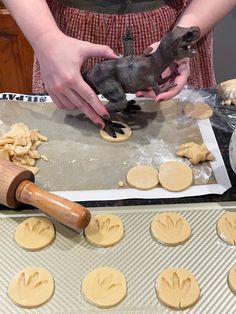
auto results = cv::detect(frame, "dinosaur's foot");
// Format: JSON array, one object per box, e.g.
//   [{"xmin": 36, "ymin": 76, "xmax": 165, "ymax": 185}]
[
  {"xmin": 103, "ymin": 120, "xmax": 125, "ymax": 138},
  {"xmin": 122, "ymin": 100, "xmax": 141, "ymax": 116}
]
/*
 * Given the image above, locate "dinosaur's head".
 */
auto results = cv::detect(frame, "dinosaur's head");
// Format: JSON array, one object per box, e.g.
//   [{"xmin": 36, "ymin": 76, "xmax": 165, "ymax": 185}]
[{"xmin": 169, "ymin": 26, "xmax": 201, "ymax": 60}]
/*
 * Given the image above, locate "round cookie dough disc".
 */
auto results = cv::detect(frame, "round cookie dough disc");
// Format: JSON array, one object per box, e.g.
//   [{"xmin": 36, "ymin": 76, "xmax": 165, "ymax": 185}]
[
  {"xmin": 82, "ymin": 266, "xmax": 127, "ymax": 308},
  {"xmin": 127, "ymin": 165, "xmax": 159, "ymax": 190},
  {"xmin": 151, "ymin": 212, "xmax": 191, "ymax": 246},
  {"xmin": 100, "ymin": 121, "xmax": 132, "ymax": 142},
  {"xmin": 159, "ymin": 161, "xmax": 193, "ymax": 192},
  {"xmin": 156, "ymin": 268, "xmax": 200, "ymax": 310},
  {"xmin": 228, "ymin": 265, "xmax": 236, "ymax": 293},
  {"xmin": 8, "ymin": 266, "xmax": 54, "ymax": 308},
  {"xmin": 216, "ymin": 211, "xmax": 236, "ymax": 245},
  {"xmin": 15, "ymin": 217, "xmax": 55, "ymax": 250},
  {"xmin": 184, "ymin": 102, "xmax": 213, "ymax": 120},
  {"xmin": 85, "ymin": 214, "xmax": 124, "ymax": 247}
]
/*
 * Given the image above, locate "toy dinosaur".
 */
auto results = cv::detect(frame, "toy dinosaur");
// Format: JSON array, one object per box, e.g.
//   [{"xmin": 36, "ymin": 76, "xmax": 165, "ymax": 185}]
[{"xmin": 83, "ymin": 26, "xmax": 201, "ymax": 137}]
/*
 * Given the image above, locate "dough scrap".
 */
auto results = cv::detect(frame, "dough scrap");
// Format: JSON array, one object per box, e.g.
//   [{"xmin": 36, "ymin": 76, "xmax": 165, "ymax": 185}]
[
  {"xmin": 156, "ymin": 268, "xmax": 200, "ymax": 310},
  {"xmin": 0, "ymin": 123, "xmax": 48, "ymax": 174},
  {"xmin": 100, "ymin": 121, "xmax": 132, "ymax": 142},
  {"xmin": 176, "ymin": 142, "xmax": 214, "ymax": 165},
  {"xmin": 8, "ymin": 266, "xmax": 54, "ymax": 308},
  {"xmin": 127, "ymin": 165, "xmax": 159, "ymax": 190},
  {"xmin": 228, "ymin": 265, "xmax": 236, "ymax": 294},
  {"xmin": 15, "ymin": 217, "xmax": 55, "ymax": 250},
  {"xmin": 159, "ymin": 161, "xmax": 193, "ymax": 192},
  {"xmin": 217, "ymin": 211, "xmax": 236, "ymax": 245},
  {"xmin": 151, "ymin": 212, "xmax": 191, "ymax": 246},
  {"xmin": 218, "ymin": 79, "xmax": 236, "ymax": 106},
  {"xmin": 85, "ymin": 214, "xmax": 124, "ymax": 247},
  {"xmin": 82, "ymin": 266, "xmax": 127, "ymax": 308},
  {"xmin": 184, "ymin": 102, "xmax": 213, "ymax": 119}
]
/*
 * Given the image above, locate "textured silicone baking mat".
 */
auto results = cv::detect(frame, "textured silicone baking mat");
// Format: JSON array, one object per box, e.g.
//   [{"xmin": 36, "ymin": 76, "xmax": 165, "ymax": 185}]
[{"xmin": 1, "ymin": 203, "xmax": 236, "ymax": 313}]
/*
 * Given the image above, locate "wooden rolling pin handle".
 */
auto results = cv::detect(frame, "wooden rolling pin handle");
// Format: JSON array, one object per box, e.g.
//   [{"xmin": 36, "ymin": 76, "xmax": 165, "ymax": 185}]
[{"xmin": 15, "ymin": 180, "xmax": 91, "ymax": 231}]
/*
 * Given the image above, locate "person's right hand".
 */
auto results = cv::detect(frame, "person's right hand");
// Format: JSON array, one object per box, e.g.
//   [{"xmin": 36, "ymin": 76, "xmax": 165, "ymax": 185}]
[{"xmin": 34, "ymin": 31, "xmax": 118, "ymax": 129}]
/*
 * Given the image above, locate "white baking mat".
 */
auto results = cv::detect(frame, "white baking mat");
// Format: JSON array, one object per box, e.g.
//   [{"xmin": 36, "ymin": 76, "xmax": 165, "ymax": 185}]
[{"xmin": 0, "ymin": 93, "xmax": 231, "ymax": 201}]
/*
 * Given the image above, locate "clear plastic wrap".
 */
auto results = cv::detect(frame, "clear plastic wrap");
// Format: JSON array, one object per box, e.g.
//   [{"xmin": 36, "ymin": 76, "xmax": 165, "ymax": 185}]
[{"xmin": 178, "ymin": 85, "xmax": 236, "ymax": 132}]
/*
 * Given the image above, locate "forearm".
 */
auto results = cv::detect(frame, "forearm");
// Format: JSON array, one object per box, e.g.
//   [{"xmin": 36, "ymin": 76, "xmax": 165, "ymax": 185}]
[
  {"xmin": 176, "ymin": 0, "xmax": 236, "ymax": 36},
  {"xmin": 1, "ymin": 0, "xmax": 62, "ymax": 50}
]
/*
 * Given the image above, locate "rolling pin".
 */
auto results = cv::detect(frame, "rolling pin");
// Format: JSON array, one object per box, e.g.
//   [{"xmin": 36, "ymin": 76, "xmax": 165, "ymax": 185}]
[{"xmin": 0, "ymin": 160, "xmax": 91, "ymax": 231}]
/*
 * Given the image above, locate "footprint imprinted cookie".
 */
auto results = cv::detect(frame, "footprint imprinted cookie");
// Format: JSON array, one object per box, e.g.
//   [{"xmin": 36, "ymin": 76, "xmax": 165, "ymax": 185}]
[
  {"xmin": 8, "ymin": 267, "xmax": 54, "ymax": 308},
  {"xmin": 82, "ymin": 266, "xmax": 127, "ymax": 308},
  {"xmin": 85, "ymin": 214, "xmax": 124, "ymax": 247},
  {"xmin": 151, "ymin": 212, "xmax": 191, "ymax": 246},
  {"xmin": 156, "ymin": 268, "xmax": 200, "ymax": 310},
  {"xmin": 228, "ymin": 265, "xmax": 236, "ymax": 294},
  {"xmin": 217, "ymin": 211, "xmax": 236, "ymax": 245},
  {"xmin": 15, "ymin": 217, "xmax": 55, "ymax": 250}
]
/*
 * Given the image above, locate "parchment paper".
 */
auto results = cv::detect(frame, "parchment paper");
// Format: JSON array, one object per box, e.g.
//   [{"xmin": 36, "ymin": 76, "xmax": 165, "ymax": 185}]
[{"xmin": 0, "ymin": 94, "xmax": 231, "ymax": 201}]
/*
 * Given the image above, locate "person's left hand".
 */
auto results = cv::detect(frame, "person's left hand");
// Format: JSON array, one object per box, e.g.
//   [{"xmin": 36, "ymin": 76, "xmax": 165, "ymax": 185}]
[{"xmin": 136, "ymin": 42, "xmax": 190, "ymax": 101}]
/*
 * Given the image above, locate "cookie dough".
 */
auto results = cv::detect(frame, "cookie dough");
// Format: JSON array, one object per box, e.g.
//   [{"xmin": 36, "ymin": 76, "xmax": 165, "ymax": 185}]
[
  {"xmin": 218, "ymin": 79, "xmax": 236, "ymax": 106},
  {"xmin": 159, "ymin": 161, "xmax": 193, "ymax": 192},
  {"xmin": 176, "ymin": 142, "xmax": 214, "ymax": 165},
  {"xmin": 8, "ymin": 266, "xmax": 54, "ymax": 308},
  {"xmin": 0, "ymin": 123, "xmax": 48, "ymax": 174},
  {"xmin": 15, "ymin": 217, "xmax": 55, "ymax": 250},
  {"xmin": 184, "ymin": 102, "xmax": 213, "ymax": 120},
  {"xmin": 82, "ymin": 266, "xmax": 127, "ymax": 308},
  {"xmin": 85, "ymin": 214, "xmax": 124, "ymax": 247},
  {"xmin": 151, "ymin": 212, "xmax": 191, "ymax": 246},
  {"xmin": 127, "ymin": 165, "xmax": 159, "ymax": 190},
  {"xmin": 100, "ymin": 121, "xmax": 132, "ymax": 142},
  {"xmin": 228, "ymin": 265, "xmax": 236, "ymax": 293},
  {"xmin": 217, "ymin": 211, "xmax": 236, "ymax": 245},
  {"xmin": 156, "ymin": 268, "xmax": 200, "ymax": 310}
]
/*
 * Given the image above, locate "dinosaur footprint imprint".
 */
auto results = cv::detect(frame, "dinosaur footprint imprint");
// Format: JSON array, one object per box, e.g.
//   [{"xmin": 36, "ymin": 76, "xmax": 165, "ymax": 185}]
[
  {"xmin": 151, "ymin": 212, "xmax": 191, "ymax": 246},
  {"xmin": 85, "ymin": 214, "xmax": 124, "ymax": 247},
  {"xmin": 157, "ymin": 268, "xmax": 200, "ymax": 310},
  {"xmin": 8, "ymin": 267, "xmax": 55, "ymax": 308},
  {"xmin": 15, "ymin": 217, "xmax": 55, "ymax": 250}
]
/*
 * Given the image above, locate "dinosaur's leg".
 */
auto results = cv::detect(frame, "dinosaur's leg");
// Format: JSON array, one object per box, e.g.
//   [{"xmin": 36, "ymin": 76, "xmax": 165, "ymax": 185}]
[
  {"xmin": 122, "ymin": 99, "xmax": 142, "ymax": 116},
  {"xmin": 97, "ymin": 80, "xmax": 129, "ymax": 137}
]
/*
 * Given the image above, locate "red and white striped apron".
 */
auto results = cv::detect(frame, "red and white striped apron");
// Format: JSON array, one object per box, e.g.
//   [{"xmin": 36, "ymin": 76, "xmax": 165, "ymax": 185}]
[{"xmin": 33, "ymin": 0, "xmax": 216, "ymax": 93}]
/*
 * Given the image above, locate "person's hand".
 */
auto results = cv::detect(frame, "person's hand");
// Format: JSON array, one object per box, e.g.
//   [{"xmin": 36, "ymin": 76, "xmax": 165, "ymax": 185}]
[
  {"xmin": 136, "ymin": 42, "xmax": 190, "ymax": 101},
  {"xmin": 34, "ymin": 31, "xmax": 118, "ymax": 129}
]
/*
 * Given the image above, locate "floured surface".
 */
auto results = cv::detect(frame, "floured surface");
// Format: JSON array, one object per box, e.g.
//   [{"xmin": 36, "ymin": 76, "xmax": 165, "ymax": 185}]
[{"xmin": 0, "ymin": 99, "xmax": 218, "ymax": 193}]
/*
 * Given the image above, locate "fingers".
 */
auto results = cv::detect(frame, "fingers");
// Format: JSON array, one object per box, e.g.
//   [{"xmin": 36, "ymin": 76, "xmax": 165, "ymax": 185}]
[
  {"xmin": 50, "ymin": 90, "xmax": 105, "ymax": 128},
  {"xmin": 81, "ymin": 42, "xmax": 119, "ymax": 60},
  {"xmin": 74, "ymin": 75, "xmax": 110, "ymax": 119}
]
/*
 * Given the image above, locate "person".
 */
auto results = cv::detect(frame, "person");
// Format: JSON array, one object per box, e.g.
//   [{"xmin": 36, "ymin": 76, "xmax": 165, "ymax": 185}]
[{"xmin": 2, "ymin": 0, "xmax": 236, "ymax": 130}]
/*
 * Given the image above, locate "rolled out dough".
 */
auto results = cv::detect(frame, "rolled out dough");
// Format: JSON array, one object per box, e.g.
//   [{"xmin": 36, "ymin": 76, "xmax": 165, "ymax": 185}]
[
  {"xmin": 159, "ymin": 161, "xmax": 193, "ymax": 192},
  {"xmin": 217, "ymin": 212, "xmax": 236, "ymax": 245},
  {"xmin": 184, "ymin": 102, "xmax": 213, "ymax": 120},
  {"xmin": 8, "ymin": 266, "xmax": 54, "ymax": 308},
  {"xmin": 126, "ymin": 165, "xmax": 159, "ymax": 190},
  {"xmin": 151, "ymin": 212, "xmax": 191, "ymax": 246},
  {"xmin": 15, "ymin": 217, "xmax": 55, "ymax": 250},
  {"xmin": 156, "ymin": 268, "xmax": 200, "ymax": 310},
  {"xmin": 82, "ymin": 266, "xmax": 127, "ymax": 308},
  {"xmin": 85, "ymin": 214, "xmax": 124, "ymax": 247},
  {"xmin": 228, "ymin": 265, "xmax": 236, "ymax": 294},
  {"xmin": 99, "ymin": 121, "xmax": 132, "ymax": 142}
]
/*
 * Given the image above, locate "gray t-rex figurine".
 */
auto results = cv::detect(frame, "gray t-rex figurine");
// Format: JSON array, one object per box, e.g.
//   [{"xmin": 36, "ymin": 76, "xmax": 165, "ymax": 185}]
[{"xmin": 83, "ymin": 26, "xmax": 201, "ymax": 137}]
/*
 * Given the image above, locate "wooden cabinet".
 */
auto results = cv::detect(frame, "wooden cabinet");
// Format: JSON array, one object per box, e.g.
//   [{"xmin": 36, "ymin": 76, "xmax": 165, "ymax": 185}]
[{"xmin": 0, "ymin": 1, "xmax": 33, "ymax": 93}]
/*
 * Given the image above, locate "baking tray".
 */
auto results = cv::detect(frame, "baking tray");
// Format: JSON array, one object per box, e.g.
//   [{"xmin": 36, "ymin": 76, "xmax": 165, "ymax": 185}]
[
  {"xmin": 1, "ymin": 202, "xmax": 236, "ymax": 313},
  {"xmin": 0, "ymin": 94, "xmax": 231, "ymax": 201}
]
